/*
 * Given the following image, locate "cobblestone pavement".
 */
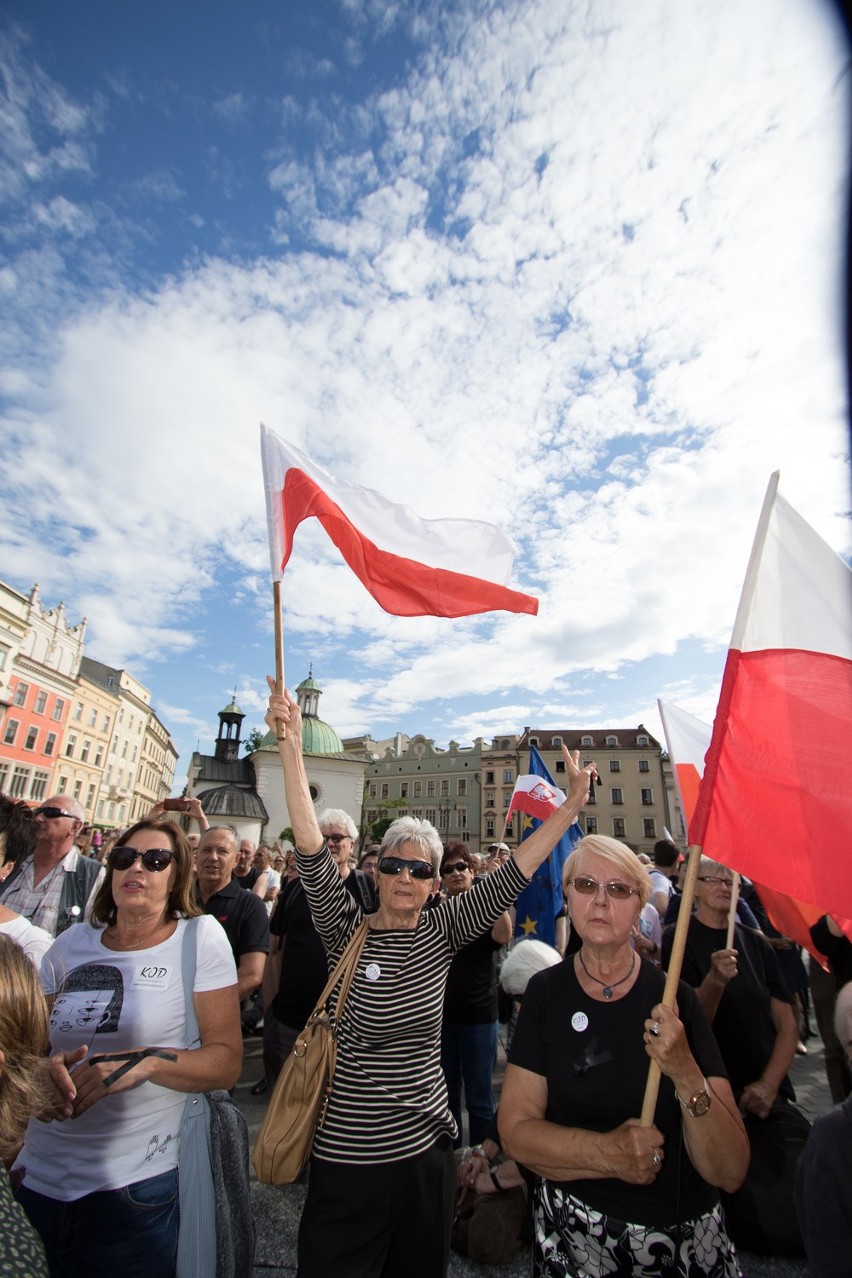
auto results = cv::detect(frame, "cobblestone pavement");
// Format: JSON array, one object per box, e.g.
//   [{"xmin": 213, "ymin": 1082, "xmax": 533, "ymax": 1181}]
[{"xmin": 237, "ymin": 1029, "xmax": 830, "ymax": 1277}]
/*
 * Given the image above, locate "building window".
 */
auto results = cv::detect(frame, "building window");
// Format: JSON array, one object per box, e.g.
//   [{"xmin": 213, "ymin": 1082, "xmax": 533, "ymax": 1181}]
[
  {"xmin": 529, "ymin": 736, "xmax": 539, "ymax": 747},
  {"xmin": 13, "ymin": 682, "xmax": 28, "ymax": 707},
  {"xmin": 457, "ymin": 779, "xmax": 467, "ymax": 797},
  {"xmin": 102, "ymin": 715, "xmax": 110, "ymax": 733},
  {"xmin": 368, "ymin": 783, "xmax": 377, "ymax": 799},
  {"xmin": 24, "ymin": 726, "xmax": 38, "ymax": 751},
  {"xmin": 458, "ymin": 808, "xmax": 467, "ymax": 829},
  {"xmin": 605, "ymin": 735, "xmax": 618, "ymax": 747},
  {"xmin": 503, "ymin": 769, "xmax": 514, "ymax": 785},
  {"xmin": 613, "ymin": 817, "xmax": 626, "ymax": 838},
  {"xmin": 485, "ymin": 791, "xmax": 495, "ymax": 807},
  {"xmin": 581, "ymin": 735, "xmax": 594, "ymax": 747},
  {"xmin": 611, "ymin": 788, "xmax": 623, "ymax": 805},
  {"xmin": 637, "ymin": 735, "xmax": 649, "ymax": 747},
  {"xmin": 640, "ymin": 788, "xmax": 653, "ymax": 805},
  {"xmin": 3, "ymin": 720, "xmax": 19, "ymax": 746},
  {"xmin": 73, "ymin": 702, "xmax": 83, "ymax": 721},
  {"xmin": 555, "ymin": 759, "xmax": 565, "ymax": 773},
  {"xmin": 88, "ymin": 708, "xmax": 97, "ymax": 726},
  {"xmin": 10, "ymin": 766, "xmax": 30, "ymax": 797},
  {"xmin": 34, "ymin": 690, "xmax": 47, "ymax": 714},
  {"xmin": 381, "ymin": 783, "xmax": 389, "ymax": 800},
  {"xmin": 52, "ymin": 699, "xmax": 65, "ymax": 721},
  {"xmin": 644, "ymin": 818, "xmax": 656, "ymax": 839},
  {"xmin": 413, "ymin": 781, "xmax": 422, "ymax": 798},
  {"xmin": 608, "ymin": 760, "xmax": 620, "ymax": 772},
  {"xmin": 587, "ymin": 786, "xmax": 596, "ymax": 804},
  {"xmin": 585, "ymin": 816, "xmax": 598, "ymax": 834},
  {"xmin": 440, "ymin": 779, "xmax": 450, "ymax": 798},
  {"xmin": 400, "ymin": 782, "xmax": 408, "ymax": 799},
  {"xmin": 31, "ymin": 770, "xmax": 49, "ymax": 802},
  {"xmin": 57, "ymin": 774, "xmax": 68, "ymax": 794},
  {"xmin": 438, "ymin": 808, "xmax": 449, "ymax": 830},
  {"xmin": 503, "ymin": 790, "xmax": 512, "ymax": 808},
  {"xmin": 427, "ymin": 780, "xmax": 436, "ymax": 798},
  {"xmin": 80, "ymin": 739, "xmax": 91, "ymax": 763},
  {"xmin": 639, "ymin": 759, "xmax": 650, "ymax": 773},
  {"xmin": 552, "ymin": 736, "xmax": 562, "ymax": 746},
  {"xmin": 97, "ymin": 800, "xmax": 104, "ymax": 819},
  {"xmin": 65, "ymin": 734, "xmax": 77, "ymax": 758},
  {"xmin": 485, "ymin": 770, "xmax": 494, "ymax": 785},
  {"xmin": 425, "ymin": 809, "xmax": 437, "ymax": 825},
  {"xmin": 95, "ymin": 744, "xmax": 104, "ymax": 767},
  {"xmin": 44, "ymin": 732, "xmax": 57, "ymax": 756},
  {"xmin": 486, "ymin": 818, "xmax": 495, "ymax": 836}
]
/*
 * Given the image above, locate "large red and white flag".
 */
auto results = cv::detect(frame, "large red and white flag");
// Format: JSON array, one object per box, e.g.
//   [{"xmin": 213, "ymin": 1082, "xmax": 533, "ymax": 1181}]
[
  {"xmin": 260, "ymin": 425, "xmax": 538, "ymax": 618},
  {"xmin": 690, "ymin": 473, "xmax": 852, "ymax": 922},
  {"xmin": 507, "ymin": 774, "xmax": 566, "ymax": 823},
  {"xmin": 658, "ymin": 697, "xmax": 829, "ymax": 957}
]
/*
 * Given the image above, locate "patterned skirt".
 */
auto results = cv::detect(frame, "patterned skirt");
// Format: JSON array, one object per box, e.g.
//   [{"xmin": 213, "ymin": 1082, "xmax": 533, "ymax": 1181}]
[{"xmin": 533, "ymin": 1181, "xmax": 742, "ymax": 1278}]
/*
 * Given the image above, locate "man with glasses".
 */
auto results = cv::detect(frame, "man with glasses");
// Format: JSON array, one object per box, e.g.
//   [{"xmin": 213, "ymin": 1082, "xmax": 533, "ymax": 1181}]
[
  {"xmin": 0, "ymin": 795, "xmax": 103, "ymax": 937},
  {"xmin": 256, "ymin": 809, "xmax": 376, "ymax": 1096}
]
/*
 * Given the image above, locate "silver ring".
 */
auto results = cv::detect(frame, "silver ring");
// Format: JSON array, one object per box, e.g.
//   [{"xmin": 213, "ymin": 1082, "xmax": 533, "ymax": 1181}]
[
  {"xmin": 649, "ymin": 1022, "xmax": 660, "ymax": 1037},
  {"xmin": 652, "ymin": 1151, "xmax": 661, "ymax": 1167}
]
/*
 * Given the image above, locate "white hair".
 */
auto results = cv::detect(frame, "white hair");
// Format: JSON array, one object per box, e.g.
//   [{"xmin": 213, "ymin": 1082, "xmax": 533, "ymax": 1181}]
[
  {"xmin": 499, "ymin": 940, "xmax": 562, "ymax": 998},
  {"xmin": 379, "ymin": 816, "xmax": 443, "ymax": 873},
  {"xmin": 317, "ymin": 809, "xmax": 358, "ymax": 842}
]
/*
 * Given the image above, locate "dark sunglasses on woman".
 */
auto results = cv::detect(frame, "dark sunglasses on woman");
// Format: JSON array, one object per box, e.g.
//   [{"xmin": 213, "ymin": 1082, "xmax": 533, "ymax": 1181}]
[
  {"xmin": 378, "ymin": 855, "xmax": 434, "ymax": 880},
  {"xmin": 109, "ymin": 847, "xmax": 178, "ymax": 873}
]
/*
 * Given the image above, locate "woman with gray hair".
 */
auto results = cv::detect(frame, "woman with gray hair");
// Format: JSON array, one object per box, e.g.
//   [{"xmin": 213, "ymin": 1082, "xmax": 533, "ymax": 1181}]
[
  {"xmin": 265, "ymin": 681, "xmax": 596, "ymax": 1278},
  {"xmin": 500, "ymin": 835, "xmax": 748, "ymax": 1277}
]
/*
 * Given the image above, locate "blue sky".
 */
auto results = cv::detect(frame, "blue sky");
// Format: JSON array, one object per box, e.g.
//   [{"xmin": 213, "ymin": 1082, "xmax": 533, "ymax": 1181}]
[{"xmin": 1, "ymin": 0, "xmax": 849, "ymax": 787}]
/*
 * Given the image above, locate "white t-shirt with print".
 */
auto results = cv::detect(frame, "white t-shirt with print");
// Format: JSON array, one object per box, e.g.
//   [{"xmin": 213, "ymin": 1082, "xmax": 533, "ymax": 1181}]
[
  {"xmin": 16, "ymin": 914, "xmax": 236, "ymax": 1201},
  {"xmin": 0, "ymin": 914, "xmax": 53, "ymax": 968}
]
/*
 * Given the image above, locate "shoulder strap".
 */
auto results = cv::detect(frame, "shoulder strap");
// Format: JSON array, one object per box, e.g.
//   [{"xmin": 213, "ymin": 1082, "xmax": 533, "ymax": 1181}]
[
  {"xmin": 181, "ymin": 916, "xmax": 202, "ymax": 1047},
  {"xmin": 310, "ymin": 919, "xmax": 369, "ymax": 1019}
]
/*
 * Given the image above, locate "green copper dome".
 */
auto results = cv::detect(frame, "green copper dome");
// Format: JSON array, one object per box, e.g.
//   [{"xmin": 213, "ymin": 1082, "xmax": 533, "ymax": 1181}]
[{"xmin": 257, "ymin": 718, "xmax": 344, "ymax": 755}]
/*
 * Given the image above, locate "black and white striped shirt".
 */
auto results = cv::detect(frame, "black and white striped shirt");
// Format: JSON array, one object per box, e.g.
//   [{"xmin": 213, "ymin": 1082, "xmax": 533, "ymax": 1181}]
[{"xmin": 296, "ymin": 847, "xmax": 529, "ymax": 1164}]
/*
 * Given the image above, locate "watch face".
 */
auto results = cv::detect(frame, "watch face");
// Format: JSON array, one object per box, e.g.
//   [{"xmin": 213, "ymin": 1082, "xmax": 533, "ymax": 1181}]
[{"xmin": 690, "ymin": 1088, "xmax": 712, "ymax": 1117}]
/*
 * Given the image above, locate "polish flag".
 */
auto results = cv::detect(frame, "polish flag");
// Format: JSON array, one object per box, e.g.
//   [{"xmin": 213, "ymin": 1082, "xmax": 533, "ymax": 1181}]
[
  {"xmin": 658, "ymin": 697, "xmax": 828, "ymax": 958},
  {"xmin": 507, "ymin": 774, "xmax": 566, "ymax": 823},
  {"xmin": 690, "ymin": 473, "xmax": 852, "ymax": 923},
  {"xmin": 260, "ymin": 425, "xmax": 538, "ymax": 618}
]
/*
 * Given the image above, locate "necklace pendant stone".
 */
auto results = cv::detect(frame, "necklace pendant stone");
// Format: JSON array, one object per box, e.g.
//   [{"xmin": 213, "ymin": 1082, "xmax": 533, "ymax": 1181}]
[{"xmin": 603, "ymin": 987, "xmax": 613, "ymax": 999}]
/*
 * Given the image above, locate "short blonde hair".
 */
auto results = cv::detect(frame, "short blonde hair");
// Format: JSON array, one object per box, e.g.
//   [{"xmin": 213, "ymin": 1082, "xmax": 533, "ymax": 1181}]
[{"xmin": 563, "ymin": 835, "xmax": 651, "ymax": 908}]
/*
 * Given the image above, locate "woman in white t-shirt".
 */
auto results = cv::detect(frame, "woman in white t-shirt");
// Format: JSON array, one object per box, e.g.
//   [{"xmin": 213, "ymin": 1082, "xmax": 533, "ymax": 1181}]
[{"xmin": 14, "ymin": 818, "xmax": 241, "ymax": 1278}]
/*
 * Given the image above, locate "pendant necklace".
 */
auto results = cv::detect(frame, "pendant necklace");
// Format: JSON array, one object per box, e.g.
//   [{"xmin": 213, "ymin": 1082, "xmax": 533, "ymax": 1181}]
[{"xmin": 578, "ymin": 949, "xmax": 635, "ymax": 1000}]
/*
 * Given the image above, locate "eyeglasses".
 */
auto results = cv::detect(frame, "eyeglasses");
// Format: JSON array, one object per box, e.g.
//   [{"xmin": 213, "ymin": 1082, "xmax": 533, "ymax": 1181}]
[
  {"xmin": 568, "ymin": 876, "xmax": 638, "ymax": 900},
  {"xmin": 109, "ymin": 847, "xmax": 178, "ymax": 873},
  {"xmin": 697, "ymin": 875, "xmax": 734, "ymax": 887},
  {"xmin": 324, "ymin": 833, "xmax": 351, "ymax": 845},
  {"xmin": 378, "ymin": 856, "xmax": 434, "ymax": 881},
  {"xmin": 441, "ymin": 861, "xmax": 470, "ymax": 875},
  {"xmin": 34, "ymin": 806, "xmax": 77, "ymax": 820}
]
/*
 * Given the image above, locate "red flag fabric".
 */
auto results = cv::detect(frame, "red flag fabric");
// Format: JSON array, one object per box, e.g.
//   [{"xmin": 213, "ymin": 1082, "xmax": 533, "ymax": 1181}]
[
  {"xmin": 260, "ymin": 425, "xmax": 538, "ymax": 618},
  {"xmin": 507, "ymin": 773, "xmax": 567, "ymax": 823},
  {"xmin": 690, "ymin": 473, "xmax": 852, "ymax": 922}
]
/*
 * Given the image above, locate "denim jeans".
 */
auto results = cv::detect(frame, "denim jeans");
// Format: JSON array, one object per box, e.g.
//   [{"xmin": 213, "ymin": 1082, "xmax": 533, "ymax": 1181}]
[
  {"xmin": 440, "ymin": 1019, "xmax": 498, "ymax": 1147},
  {"xmin": 17, "ymin": 1167, "xmax": 179, "ymax": 1278}
]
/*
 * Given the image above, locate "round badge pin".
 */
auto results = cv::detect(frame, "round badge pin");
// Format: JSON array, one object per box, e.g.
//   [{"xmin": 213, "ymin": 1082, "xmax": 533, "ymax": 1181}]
[
  {"xmin": 571, "ymin": 1011, "xmax": 589, "ymax": 1032},
  {"xmin": 365, "ymin": 962, "xmax": 381, "ymax": 982}
]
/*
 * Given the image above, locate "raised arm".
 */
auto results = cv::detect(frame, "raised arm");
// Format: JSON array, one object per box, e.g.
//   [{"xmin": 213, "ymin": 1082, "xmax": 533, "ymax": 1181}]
[
  {"xmin": 265, "ymin": 680, "xmax": 324, "ymax": 854},
  {"xmin": 511, "ymin": 747, "xmax": 596, "ymax": 880}
]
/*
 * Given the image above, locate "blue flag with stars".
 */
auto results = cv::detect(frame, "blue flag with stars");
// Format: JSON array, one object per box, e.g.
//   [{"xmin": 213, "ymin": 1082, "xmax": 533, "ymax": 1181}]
[{"xmin": 512, "ymin": 744, "xmax": 583, "ymax": 946}]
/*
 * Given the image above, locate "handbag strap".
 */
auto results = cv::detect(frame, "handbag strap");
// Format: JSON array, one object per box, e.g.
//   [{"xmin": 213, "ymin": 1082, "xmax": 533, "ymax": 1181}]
[
  {"xmin": 181, "ymin": 915, "xmax": 202, "ymax": 1047},
  {"xmin": 310, "ymin": 919, "xmax": 369, "ymax": 1020}
]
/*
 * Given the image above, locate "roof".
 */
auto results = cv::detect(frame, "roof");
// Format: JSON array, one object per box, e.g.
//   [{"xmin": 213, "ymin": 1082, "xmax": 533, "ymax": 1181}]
[
  {"xmin": 191, "ymin": 755, "xmax": 255, "ymax": 785},
  {"xmin": 256, "ymin": 717, "xmax": 345, "ymax": 756},
  {"xmin": 220, "ymin": 698, "xmax": 243, "ymax": 716},
  {"xmin": 517, "ymin": 726, "xmax": 661, "ymax": 750},
  {"xmin": 196, "ymin": 784, "xmax": 268, "ymax": 821}
]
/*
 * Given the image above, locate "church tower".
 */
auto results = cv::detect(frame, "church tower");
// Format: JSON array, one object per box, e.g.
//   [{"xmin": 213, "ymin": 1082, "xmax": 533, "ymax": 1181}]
[{"xmin": 214, "ymin": 690, "xmax": 245, "ymax": 763}]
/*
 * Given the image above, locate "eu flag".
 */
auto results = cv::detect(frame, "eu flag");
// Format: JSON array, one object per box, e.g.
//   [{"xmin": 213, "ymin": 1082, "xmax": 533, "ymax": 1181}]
[{"xmin": 512, "ymin": 745, "xmax": 583, "ymax": 946}]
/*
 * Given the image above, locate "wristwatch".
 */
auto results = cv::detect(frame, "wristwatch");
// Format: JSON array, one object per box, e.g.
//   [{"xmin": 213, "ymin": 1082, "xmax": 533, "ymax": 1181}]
[{"xmin": 675, "ymin": 1079, "xmax": 712, "ymax": 1117}]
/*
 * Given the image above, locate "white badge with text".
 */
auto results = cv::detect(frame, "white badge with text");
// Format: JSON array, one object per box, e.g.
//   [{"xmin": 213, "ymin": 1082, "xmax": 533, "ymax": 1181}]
[{"xmin": 571, "ymin": 1011, "xmax": 589, "ymax": 1032}]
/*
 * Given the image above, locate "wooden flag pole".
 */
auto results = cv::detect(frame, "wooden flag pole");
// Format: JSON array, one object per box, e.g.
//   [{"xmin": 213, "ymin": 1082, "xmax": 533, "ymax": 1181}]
[
  {"xmin": 272, "ymin": 580, "xmax": 286, "ymax": 729},
  {"xmin": 640, "ymin": 843, "xmax": 703, "ymax": 1126},
  {"xmin": 725, "ymin": 872, "xmax": 741, "ymax": 949}
]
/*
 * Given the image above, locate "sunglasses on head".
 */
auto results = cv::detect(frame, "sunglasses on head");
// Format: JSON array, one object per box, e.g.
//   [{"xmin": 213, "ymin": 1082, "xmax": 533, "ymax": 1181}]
[
  {"xmin": 109, "ymin": 847, "xmax": 178, "ymax": 873},
  {"xmin": 378, "ymin": 855, "xmax": 434, "ymax": 881},
  {"xmin": 34, "ymin": 806, "xmax": 77, "ymax": 820},
  {"xmin": 568, "ymin": 876, "xmax": 638, "ymax": 900},
  {"xmin": 441, "ymin": 861, "xmax": 469, "ymax": 875}
]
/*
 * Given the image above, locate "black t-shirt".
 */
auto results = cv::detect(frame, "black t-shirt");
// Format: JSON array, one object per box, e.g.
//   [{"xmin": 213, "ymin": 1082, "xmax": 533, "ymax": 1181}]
[
  {"xmin": 443, "ymin": 925, "xmax": 501, "ymax": 1024},
  {"xmin": 509, "ymin": 957, "xmax": 725, "ymax": 1226},
  {"xmin": 662, "ymin": 917, "xmax": 793, "ymax": 1100},
  {"xmin": 200, "ymin": 877, "xmax": 269, "ymax": 964},
  {"xmin": 810, "ymin": 917, "xmax": 852, "ymax": 987},
  {"xmin": 270, "ymin": 870, "xmax": 376, "ymax": 1027},
  {"xmin": 233, "ymin": 868, "xmax": 260, "ymax": 891}
]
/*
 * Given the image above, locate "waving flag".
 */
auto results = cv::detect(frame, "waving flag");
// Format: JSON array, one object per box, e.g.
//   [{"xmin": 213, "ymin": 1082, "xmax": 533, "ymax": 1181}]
[
  {"xmin": 260, "ymin": 425, "xmax": 538, "ymax": 618},
  {"xmin": 690, "ymin": 473, "xmax": 852, "ymax": 923},
  {"xmin": 512, "ymin": 745, "xmax": 583, "ymax": 946},
  {"xmin": 507, "ymin": 773, "xmax": 566, "ymax": 823}
]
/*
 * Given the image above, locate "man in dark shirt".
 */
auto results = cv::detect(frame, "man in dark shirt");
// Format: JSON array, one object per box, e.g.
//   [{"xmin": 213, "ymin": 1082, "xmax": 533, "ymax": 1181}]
[
  {"xmin": 196, "ymin": 824, "xmax": 269, "ymax": 1000},
  {"xmin": 232, "ymin": 838, "xmax": 260, "ymax": 890}
]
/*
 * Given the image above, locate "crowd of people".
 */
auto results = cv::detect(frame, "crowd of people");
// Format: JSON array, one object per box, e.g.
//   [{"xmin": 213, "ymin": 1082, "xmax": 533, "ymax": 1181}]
[{"xmin": 0, "ymin": 679, "xmax": 849, "ymax": 1277}]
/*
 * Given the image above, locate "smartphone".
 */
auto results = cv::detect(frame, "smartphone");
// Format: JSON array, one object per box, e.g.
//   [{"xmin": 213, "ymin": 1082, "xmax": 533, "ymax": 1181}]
[{"xmin": 162, "ymin": 798, "xmax": 190, "ymax": 812}]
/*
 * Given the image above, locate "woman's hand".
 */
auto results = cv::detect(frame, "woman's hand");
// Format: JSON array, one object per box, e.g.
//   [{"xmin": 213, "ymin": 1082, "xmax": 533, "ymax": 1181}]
[
  {"xmin": 561, "ymin": 747, "xmax": 597, "ymax": 807},
  {"xmin": 457, "ymin": 1149, "xmax": 490, "ymax": 1190},
  {"xmin": 602, "ymin": 1119, "xmax": 665, "ymax": 1184},
  {"xmin": 265, "ymin": 678, "xmax": 302, "ymax": 743},
  {"xmin": 643, "ymin": 1003, "xmax": 708, "ymax": 1105},
  {"xmin": 69, "ymin": 1047, "xmax": 176, "ymax": 1118},
  {"xmin": 708, "ymin": 948, "xmax": 738, "ymax": 987},
  {"xmin": 37, "ymin": 1046, "xmax": 87, "ymax": 1121}
]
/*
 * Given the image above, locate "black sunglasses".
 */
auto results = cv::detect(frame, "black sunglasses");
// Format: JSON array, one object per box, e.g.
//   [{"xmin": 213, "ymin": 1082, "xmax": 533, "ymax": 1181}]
[
  {"xmin": 378, "ymin": 855, "xmax": 434, "ymax": 881},
  {"xmin": 441, "ymin": 861, "xmax": 470, "ymax": 875},
  {"xmin": 34, "ymin": 806, "xmax": 78, "ymax": 820},
  {"xmin": 324, "ymin": 833, "xmax": 351, "ymax": 844},
  {"xmin": 109, "ymin": 847, "xmax": 178, "ymax": 873}
]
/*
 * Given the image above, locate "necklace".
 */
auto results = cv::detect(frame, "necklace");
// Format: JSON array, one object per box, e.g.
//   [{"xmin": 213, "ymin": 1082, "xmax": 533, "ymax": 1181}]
[{"xmin": 578, "ymin": 949, "xmax": 635, "ymax": 999}]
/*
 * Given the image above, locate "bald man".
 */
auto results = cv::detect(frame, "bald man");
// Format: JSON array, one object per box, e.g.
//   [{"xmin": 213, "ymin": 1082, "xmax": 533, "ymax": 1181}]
[{"xmin": 0, "ymin": 794, "xmax": 103, "ymax": 936}]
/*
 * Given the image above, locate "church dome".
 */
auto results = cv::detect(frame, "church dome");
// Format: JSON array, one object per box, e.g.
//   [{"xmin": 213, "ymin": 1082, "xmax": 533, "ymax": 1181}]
[{"xmin": 256, "ymin": 668, "xmax": 343, "ymax": 755}]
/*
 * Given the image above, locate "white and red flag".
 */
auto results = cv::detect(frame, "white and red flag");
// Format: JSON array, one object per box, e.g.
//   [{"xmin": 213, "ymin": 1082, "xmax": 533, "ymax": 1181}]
[
  {"xmin": 260, "ymin": 425, "xmax": 538, "ymax": 618},
  {"xmin": 507, "ymin": 774, "xmax": 566, "ymax": 823},
  {"xmin": 690, "ymin": 473, "xmax": 852, "ymax": 923}
]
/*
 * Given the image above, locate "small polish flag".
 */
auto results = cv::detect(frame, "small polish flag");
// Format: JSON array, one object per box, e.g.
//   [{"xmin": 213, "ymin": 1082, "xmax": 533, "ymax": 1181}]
[{"xmin": 507, "ymin": 774, "xmax": 566, "ymax": 823}]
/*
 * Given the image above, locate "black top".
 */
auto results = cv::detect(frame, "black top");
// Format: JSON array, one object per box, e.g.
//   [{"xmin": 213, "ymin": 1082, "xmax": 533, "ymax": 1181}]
[
  {"xmin": 509, "ymin": 956, "xmax": 725, "ymax": 1226},
  {"xmin": 663, "ymin": 917, "xmax": 793, "ymax": 1100},
  {"xmin": 270, "ymin": 870, "xmax": 375, "ymax": 1027},
  {"xmin": 443, "ymin": 924, "xmax": 501, "ymax": 1024},
  {"xmin": 200, "ymin": 877, "xmax": 269, "ymax": 963},
  {"xmin": 810, "ymin": 917, "xmax": 852, "ymax": 987},
  {"xmin": 233, "ymin": 868, "xmax": 260, "ymax": 891}
]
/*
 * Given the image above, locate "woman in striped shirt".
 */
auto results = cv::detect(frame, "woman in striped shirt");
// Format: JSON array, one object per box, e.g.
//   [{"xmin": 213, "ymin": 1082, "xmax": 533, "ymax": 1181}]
[{"xmin": 265, "ymin": 681, "xmax": 596, "ymax": 1278}]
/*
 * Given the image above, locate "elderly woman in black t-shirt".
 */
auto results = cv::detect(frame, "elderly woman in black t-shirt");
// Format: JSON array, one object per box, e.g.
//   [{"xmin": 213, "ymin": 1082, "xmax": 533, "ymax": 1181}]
[{"xmin": 500, "ymin": 835, "xmax": 749, "ymax": 1278}]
